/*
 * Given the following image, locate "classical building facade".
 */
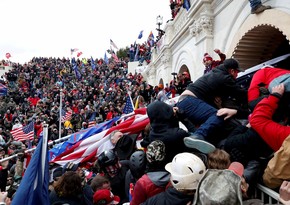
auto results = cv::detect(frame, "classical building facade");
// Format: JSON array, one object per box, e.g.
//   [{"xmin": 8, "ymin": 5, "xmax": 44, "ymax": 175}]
[{"xmin": 142, "ymin": 0, "xmax": 290, "ymax": 86}]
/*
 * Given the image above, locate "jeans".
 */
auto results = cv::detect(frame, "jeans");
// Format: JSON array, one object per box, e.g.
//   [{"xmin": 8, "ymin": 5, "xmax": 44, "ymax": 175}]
[
  {"xmin": 176, "ymin": 96, "xmax": 224, "ymax": 139},
  {"xmin": 249, "ymin": 0, "xmax": 262, "ymax": 10}
]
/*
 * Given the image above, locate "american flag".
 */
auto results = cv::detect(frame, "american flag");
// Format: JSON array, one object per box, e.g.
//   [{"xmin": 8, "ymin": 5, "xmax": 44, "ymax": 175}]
[
  {"xmin": 88, "ymin": 112, "xmax": 97, "ymax": 128},
  {"xmin": 0, "ymin": 83, "xmax": 7, "ymax": 96},
  {"xmin": 50, "ymin": 108, "xmax": 148, "ymax": 166},
  {"xmin": 111, "ymin": 50, "xmax": 119, "ymax": 62},
  {"xmin": 61, "ymin": 109, "xmax": 72, "ymax": 123},
  {"xmin": 123, "ymin": 95, "xmax": 134, "ymax": 114},
  {"xmin": 110, "ymin": 39, "xmax": 118, "ymax": 50},
  {"xmin": 11, "ymin": 121, "xmax": 34, "ymax": 141},
  {"xmin": 70, "ymin": 48, "xmax": 79, "ymax": 55}
]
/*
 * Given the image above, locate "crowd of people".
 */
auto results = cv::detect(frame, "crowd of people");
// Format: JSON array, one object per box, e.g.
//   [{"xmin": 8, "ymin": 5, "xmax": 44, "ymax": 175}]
[
  {"xmin": 0, "ymin": 50, "xmax": 290, "ymax": 204},
  {"xmin": 0, "ymin": 1, "xmax": 287, "ymax": 204}
]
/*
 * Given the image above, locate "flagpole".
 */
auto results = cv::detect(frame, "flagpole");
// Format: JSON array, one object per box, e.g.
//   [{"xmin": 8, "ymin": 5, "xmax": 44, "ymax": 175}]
[
  {"xmin": 0, "ymin": 133, "xmax": 70, "ymax": 163},
  {"xmin": 59, "ymin": 89, "xmax": 63, "ymax": 139},
  {"xmin": 0, "ymin": 111, "xmax": 138, "ymax": 163},
  {"xmin": 42, "ymin": 123, "xmax": 48, "ymax": 182}
]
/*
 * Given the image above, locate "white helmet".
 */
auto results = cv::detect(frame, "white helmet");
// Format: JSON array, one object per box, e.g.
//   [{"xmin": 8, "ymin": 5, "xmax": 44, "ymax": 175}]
[{"xmin": 165, "ymin": 152, "xmax": 206, "ymax": 190}]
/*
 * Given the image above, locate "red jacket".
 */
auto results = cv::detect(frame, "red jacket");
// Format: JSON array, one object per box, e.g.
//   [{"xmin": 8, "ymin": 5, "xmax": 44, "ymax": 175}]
[
  {"xmin": 248, "ymin": 68, "xmax": 290, "ymax": 102},
  {"xmin": 250, "ymin": 94, "xmax": 290, "ymax": 151},
  {"xmin": 130, "ymin": 172, "xmax": 170, "ymax": 205}
]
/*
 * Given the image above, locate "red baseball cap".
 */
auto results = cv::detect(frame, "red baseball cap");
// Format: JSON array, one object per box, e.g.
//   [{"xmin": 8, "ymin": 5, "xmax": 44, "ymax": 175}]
[
  {"xmin": 228, "ymin": 162, "xmax": 244, "ymax": 177},
  {"xmin": 203, "ymin": 53, "xmax": 213, "ymax": 62},
  {"xmin": 93, "ymin": 189, "xmax": 120, "ymax": 204}
]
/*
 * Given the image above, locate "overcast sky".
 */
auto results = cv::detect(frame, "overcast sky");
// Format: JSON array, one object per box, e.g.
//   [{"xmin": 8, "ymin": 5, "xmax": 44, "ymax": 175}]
[{"xmin": 0, "ymin": 0, "xmax": 172, "ymax": 63}]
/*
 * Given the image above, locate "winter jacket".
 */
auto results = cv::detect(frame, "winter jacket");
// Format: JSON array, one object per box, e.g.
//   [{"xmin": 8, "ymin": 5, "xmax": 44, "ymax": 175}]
[
  {"xmin": 131, "ymin": 171, "xmax": 170, "ymax": 205},
  {"xmin": 250, "ymin": 94, "xmax": 290, "ymax": 151},
  {"xmin": 248, "ymin": 67, "xmax": 290, "ymax": 102},
  {"xmin": 147, "ymin": 101, "xmax": 190, "ymax": 162},
  {"xmin": 263, "ymin": 134, "xmax": 290, "ymax": 189},
  {"xmin": 141, "ymin": 186, "xmax": 194, "ymax": 205},
  {"xmin": 49, "ymin": 190, "xmax": 86, "ymax": 205},
  {"xmin": 186, "ymin": 64, "xmax": 247, "ymax": 108}
]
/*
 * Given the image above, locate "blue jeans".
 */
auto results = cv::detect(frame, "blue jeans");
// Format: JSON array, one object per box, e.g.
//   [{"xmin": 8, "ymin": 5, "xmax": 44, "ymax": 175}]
[
  {"xmin": 249, "ymin": 0, "xmax": 262, "ymax": 10},
  {"xmin": 177, "ymin": 96, "xmax": 224, "ymax": 139}
]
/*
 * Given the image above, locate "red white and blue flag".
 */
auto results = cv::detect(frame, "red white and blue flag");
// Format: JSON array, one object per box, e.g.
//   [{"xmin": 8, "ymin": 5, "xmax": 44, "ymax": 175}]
[
  {"xmin": 71, "ymin": 48, "xmax": 79, "ymax": 55},
  {"xmin": 11, "ymin": 121, "xmax": 34, "ymax": 141},
  {"xmin": 88, "ymin": 112, "xmax": 97, "ymax": 128},
  {"xmin": 123, "ymin": 95, "xmax": 134, "ymax": 114},
  {"xmin": 110, "ymin": 39, "xmax": 118, "ymax": 50},
  {"xmin": 61, "ymin": 109, "xmax": 72, "ymax": 123},
  {"xmin": 0, "ymin": 83, "xmax": 7, "ymax": 96},
  {"xmin": 50, "ymin": 108, "xmax": 148, "ymax": 166}
]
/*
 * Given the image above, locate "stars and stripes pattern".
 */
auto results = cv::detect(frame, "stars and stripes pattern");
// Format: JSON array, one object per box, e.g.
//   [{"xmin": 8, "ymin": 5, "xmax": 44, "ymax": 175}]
[
  {"xmin": 11, "ymin": 121, "xmax": 34, "ymax": 141},
  {"xmin": 0, "ymin": 83, "xmax": 7, "ymax": 96},
  {"xmin": 123, "ymin": 95, "xmax": 134, "ymax": 114},
  {"xmin": 50, "ymin": 108, "xmax": 148, "ymax": 166},
  {"xmin": 88, "ymin": 112, "xmax": 97, "ymax": 128},
  {"xmin": 70, "ymin": 48, "xmax": 79, "ymax": 55},
  {"xmin": 61, "ymin": 109, "xmax": 72, "ymax": 123},
  {"xmin": 110, "ymin": 39, "xmax": 118, "ymax": 50}
]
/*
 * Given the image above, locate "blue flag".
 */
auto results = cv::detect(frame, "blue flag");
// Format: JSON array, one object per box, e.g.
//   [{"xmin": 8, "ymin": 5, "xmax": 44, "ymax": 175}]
[
  {"xmin": 90, "ymin": 56, "xmax": 96, "ymax": 70},
  {"xmin": 123, "ymin": 95, "xmax": 134, "ymax": 114},
  {"xmin": 12, "ymin": 135, "xmax": 50, "ymax": 205},
  {"xmin": 0, "ymin": 83, "xmax": 7, "ymax": 96},
  {"xmin": 104, "ymin": 52, "xmax": 109, "ymax": 64},
  {"xmin": 138, "ymin": 30, "xmax": 143, "ymax": 39},
  {"xmin": 183, "ymin": 0, "xmax": 191, "ymax": 11},
  {"xmin": 71, "ymin": 58, "xmax": 82, "ymax": 80},
  {"xmin": 49, "ymin": 117, "xmax": 120, "ymax": 161}
]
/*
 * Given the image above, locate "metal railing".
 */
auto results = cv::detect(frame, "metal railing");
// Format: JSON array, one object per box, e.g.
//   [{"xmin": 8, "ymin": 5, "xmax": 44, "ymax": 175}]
[{"xmin": 255, "ymin": 184, "xmax": 281, "ymax": 204}]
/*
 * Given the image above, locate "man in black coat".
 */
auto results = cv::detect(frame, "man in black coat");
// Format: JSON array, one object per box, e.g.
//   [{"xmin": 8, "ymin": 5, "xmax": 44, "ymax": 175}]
[
  {"xmin": 177, "ymin": 59, "xmax": 247, "ymax": 153},
  {"xmin": 146, "ymin": 101, "xmax": 191, "ymax": 163}
]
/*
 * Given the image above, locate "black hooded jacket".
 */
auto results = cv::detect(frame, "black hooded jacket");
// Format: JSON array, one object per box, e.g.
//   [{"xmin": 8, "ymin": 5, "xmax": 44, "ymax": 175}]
[
  {"xmin": 186, "ymin": 64, "xmax": 248, "ymax": 108},
  {"xmin": 147, "ymin": 101, "xmax": 190, "ymax": 163},
  {"xmin": 141, "ymin": 187, "xmax": 194, "ymax": 205}
]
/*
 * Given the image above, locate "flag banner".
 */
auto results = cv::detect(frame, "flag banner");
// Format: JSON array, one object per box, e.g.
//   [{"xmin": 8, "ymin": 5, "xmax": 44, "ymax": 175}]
[
  {"xmin": 11, "ymin": 121, "xmax": 34, "ymax": 141},
  {"xmin": 183, "ymin": 0, "xmax": 191, "ymax": 11},
  {"xmin": 110, "ymin": 39, "xmax": 118, "ymax": 50},
  {"xmin": 111, "ymin": 50, "xmax": 119, "ymax": 62},
  {"xmin": 70, "ymin": 48, "xmax": 79, "ymax": 55},
  {"xmin": 77, "ymin": 51, "xmax": 83, "ymax": 57},
  {"xmin": 5, "ymin": 52, "xmax": 11, "ymax": 59},
  {"xmin": 88, "ymin": 112, "xmax": 97, "ymax": 128},
  {"xmin": 104, "ymin": 52, "xmax": 109, "ymax": 65},
  {"xmin": 134, "ymin": 96, "xmax": 139, "ymax": 110},
  {"xmin": 138, "ymin": 30, "xmax": 143, "ymax": 39},
  {"xmin": 147, "ymin": 31, "xmax": 155, "ymax": 47},
  {"xmin": 82, "ymin": 58, "xmax": 88, "ymax": 65},
  {"xmin": 12, "ymin": 135, "xmax": 50, "ymax": 205},
  {"xmin": 71, "ymin": 58, "xmax": 82, "ymax": 80},
  {"xmin": 0, "ymin": 83, "xmax": 7, "ymax": 96},
  {"xmin": 50, "ymin": 108, "xmax": 148, "ymax": 166},
  {"xmin": 61, "ymin": 109, "xmax": 72, "ymax": 122},
  {"xmin": 123, "ymin": 95, "xmax": 134, "ymax": 114},
  {"xmin": 90, "ymin": 57, "xmax": 96, "ymax": 70},
  {"xmin": 49, "ymin": 118, "xmax": 119, "ymax": 161}
]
